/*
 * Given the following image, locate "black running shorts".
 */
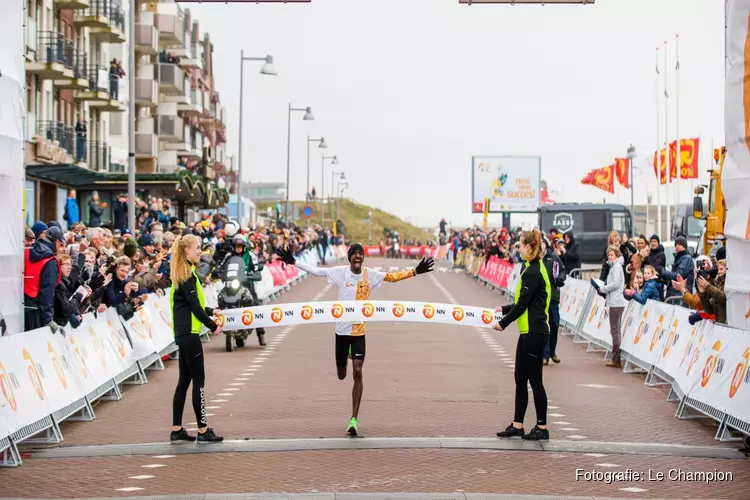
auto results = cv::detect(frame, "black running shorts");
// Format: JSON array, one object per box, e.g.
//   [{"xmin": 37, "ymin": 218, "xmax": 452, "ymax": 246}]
[{"xmin": 335, "ymin": 334, "xmax": 366, "ymax": 367}]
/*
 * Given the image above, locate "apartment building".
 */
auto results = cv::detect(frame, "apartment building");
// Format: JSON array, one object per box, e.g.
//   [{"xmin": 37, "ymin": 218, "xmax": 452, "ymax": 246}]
[{"xmin": 23, "ymin": 0, "xmax": 230, "ymax": 227}]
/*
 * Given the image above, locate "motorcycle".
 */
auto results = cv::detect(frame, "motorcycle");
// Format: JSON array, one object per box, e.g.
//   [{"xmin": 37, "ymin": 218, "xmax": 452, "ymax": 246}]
[{"xmin": 217, "ymin": 255, "xmax": 256, "ymax": 352}]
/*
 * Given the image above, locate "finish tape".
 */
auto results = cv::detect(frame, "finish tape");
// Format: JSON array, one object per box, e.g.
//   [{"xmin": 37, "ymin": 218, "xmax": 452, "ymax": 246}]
[{"xmin": 215, "ymin": 301, "xmax": 503, "ymax": 331}]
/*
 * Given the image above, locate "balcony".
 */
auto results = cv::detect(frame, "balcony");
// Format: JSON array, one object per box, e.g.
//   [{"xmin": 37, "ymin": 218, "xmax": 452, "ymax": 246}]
[
  {"xmin": 178, "ymin": 44, "xmax": 202, "ymax": 70},
  {"xmin": 55, "ymin": 0, "xmax": 90, "ymax": 9},
  {"xmin": 74, "ymin": 64, "xmax": 126, "ymax": 113},
  {"xmin": 157, "ymin": 150, "xmax": 180, "ymax": 174},
  {"xmin": 135, "ymin": 133, "xmax": 157, "ymax": 159},
  {"xmin": 152, "ymin": 63, "xmax": 184, "ymax": 95},
  {"xmin": 83, "ymin": 141, "xmax": 112, "ymax": 172},
  {"xmin": 134, "ymin": 24, "xmax": 158, "ymax": 55},
  {"xmin": 156, "ymin": 115, "xmax": 185, "ymax": 143},
  {"xmin": 75, "ymin": 0, "xmax": 126, "ymax": 43},
  {"xmin": 25, "ymin": 32, "xmax": 76, "ymax": 80},
  {"xmin": 53, "ymin": 51, "xmax": 90, "ymax": 90},
  {"xmin": 177, "ymin": 89, "xmax": 203, "ymax": 117},
  {"xmin": 36, "ymin": 121, "xmax": 75, "ymax": 158},
  {"xmin": 134, "ymin": 78, "xmax": 158, "ymax": 107},
  {"xmin": 155, "ymin": 13, "xmax": 185, "ymax": 49}
]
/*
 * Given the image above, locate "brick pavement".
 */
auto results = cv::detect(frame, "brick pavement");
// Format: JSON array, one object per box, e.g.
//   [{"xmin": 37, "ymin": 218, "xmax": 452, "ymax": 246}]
[
  {"xmin": 0, "ymin": 449, "xmax": 747, "ymax": 498},
  {"xmin": 3, "ymin": 257, "xmax": 748, "ymax": 499}
]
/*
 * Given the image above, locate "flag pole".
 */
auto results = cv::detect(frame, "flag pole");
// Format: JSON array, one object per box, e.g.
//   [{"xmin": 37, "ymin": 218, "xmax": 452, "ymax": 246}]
[
  {"xmin": 656, "ymin": 46, "xmax": 662, "ymax": 238},
  {"xmin": 664, "ymin": 40, "xmax": 671, "ymax": 239},
  {"xmin": 675, "ymin": 34, "xmax": 681, "ymax": 208}
]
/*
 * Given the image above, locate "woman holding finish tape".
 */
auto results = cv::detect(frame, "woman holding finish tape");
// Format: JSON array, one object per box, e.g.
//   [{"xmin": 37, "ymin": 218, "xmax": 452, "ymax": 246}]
[
  {"xmin": 493, "ymin": 229, "xmax": 552, "ymax": 441},
  {"xmin": 169, "ymin": 233, "xmax": 224, "ymax": 444}
]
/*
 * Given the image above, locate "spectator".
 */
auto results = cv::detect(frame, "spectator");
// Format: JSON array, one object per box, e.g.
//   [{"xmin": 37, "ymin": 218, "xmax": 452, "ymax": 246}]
[
  {"xmin": 592, "ymin": 245, "xmax": 626, "ymax": 368},
  {"xmin": 75, "ymin": 116, "xmax": 87, "ymax": 163},
  {"xmin": 53, "ymin": 253, "xmax": 84, "ymax": 328},
  {"xmin": 24, "ymin": 226, "xmax": 65, "ymax": 331},
  {"xmin": 104, "ymin": 256, "xmax": 142, "ymax": 308},
  {"xmin": 31, "ymin": 221, "xmax": 47, "ymax": 241},
  {"xmin": 63, "ymin": 189, "xmax": 80, "ymax": 230},
  {"xmin": 625, "ymin": 265, "xmax": 662, "ymax": 304},
  {"xmin": 542, "ymin": 236, "xmax": 566, "ymax": 365},
  {"xmin": 113, "ymin": 193, "xmax": 128, "ymax": 232},
  {"xmin": 24, "ymin": 227, "xmax": 34, "ymax": 248},
  {"xmin": 660, "ymin": 236, "xmax": 694, "ymax": 303},
  {"xmin": 626, "ymin": 235, "xmax": 649, "ymax": 287},
  {"xmin": 699, "ymin": 259, "xmax": 727, "ymax": 324},
  {"xmin": 644, "ymin": 234, "xmax": 666, "ymax": 271},
  {"xmin": 559, "ymin": 232, "xmax": 581, "ymax": 276},
  {"xmin": 88, "ymin": 191, "xmax": 105, "ymax": 227}
]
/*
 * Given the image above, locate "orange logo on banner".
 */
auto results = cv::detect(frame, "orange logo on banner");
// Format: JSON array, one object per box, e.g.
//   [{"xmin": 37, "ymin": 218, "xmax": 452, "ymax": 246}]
[
  {"xmin": 0, "ymin": 361, "xmax": 17, "ymax": 412},
  {"xmin": 48, "ymin": 342, "xmax": 68, "ymax": 390},
  {"xmin": 729, "ymin": 348, "xmax": 750, "ymax": 398},
  {"xmin": 300, "ymin": 305, "xmax": 314, "ymax": 321},
  {"xmin": 270, "ymin": 307, "xmax": 284, "ymax": 323},
  {"xmin": 746, "ymin": 207, "xmax": 750, "ymax": 240},
  {"xmin": 362, "ymin": 303, "xmax": 375, "ymax": 318},
  {"xmin": 155, "ymin": 303, "xmax": 174, "ymax": 328},
  {"xmin": 649, "ymin": 314, "xmax": 665, "ymax": 352},
  {"xmin": 575, "ymin": 290, "xmax": 585, "ymax": 316},
  {"xmin": 331, "ymin": 304, "xmax": 344, "ymax": 319},
  {"xmin": 215, "ymin": 314, "xmax": 226, "ymax": 327},
  {"xmin": 138, "ymin": 309, "xmax": 153, "ymax": 339},
  {"xmin": 89, "ymin": 326, "xmax": 107, "ymax": 368},
  {"xmin": 687, "ymin": 333, "xmax": 704, "ymax": 376},
  {"xmin": 22, "ymin": 349, "xmax": 45, "ymax": 401},
  {"xmin": 701, "ymin": 340, "xmax": 723, "ymax": 387},
  {"xmin": 392, "ymin": 303, "xmax": 405, "ymax": 318},
  {"xmin": 242, "ymin": 309, "xmax": 255, "ymax": 326},
  {"xmin": 581, "ymin": 165, "xmax": 615, "ymax": 194},
  {"xmin": 129, "ymin": 319, "xmax": 149, "ymax": 341},
  {"xmin": 423, "ymin": 304, "xmax": 436, "ymax": 319},
  {"xmin": 745, "ymin": 291, "xmax": 750, "ymax": 319},
  {"xmin": 596, "ymin": 306, "xmax": 605, "ymax": 330},
  {"xmin": 634, "ymin": 310, "xmax": 649, "ymax": 344},
  {"xmin": 481, "ymin": 310, "xmax": 494, "ymax": 325},
  {"xmin": 663, "ymin": 319, "xmax": 679, "ymax": 358},
  {"xmin": 680, "ymin": 327, "xmax": 697, "ymax": 367},
  {"xmin": 69, "ymin": 335, "xmax": 89, "ymax": 379},
  {"xmin": 588, "ymin": 302, "xmax": 599, "ymax": 324},
  {"xmin": 107, "ymin": 320, "xmax": 127, "ymax": 358},
  {"xmin": 452, "ymin": 307, "xmax": 465, "ymax": 322}
]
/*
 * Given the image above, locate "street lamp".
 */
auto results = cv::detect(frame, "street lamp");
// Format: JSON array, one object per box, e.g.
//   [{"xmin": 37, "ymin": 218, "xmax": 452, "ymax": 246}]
[
  {"xmin": 337, "ymin": 181, "xmax": 349, "ymax": 220},
  {"xmin": 320, "ymin": 154, "xmax": 338, "ymax": 224},
  {"xmin": 285, "ymin": 103, "xmax": 314, "ymax": 220},
  {"xmin": 306, "ymin": 136, "xmax": 327, "ymax": 199},
  {"xmin": 237, "ymin": 52, "xmax": 277, "ymax": 226},
  {"xmin": 626, "ymin": 143, "xmax": 637, "ymax": 233}
]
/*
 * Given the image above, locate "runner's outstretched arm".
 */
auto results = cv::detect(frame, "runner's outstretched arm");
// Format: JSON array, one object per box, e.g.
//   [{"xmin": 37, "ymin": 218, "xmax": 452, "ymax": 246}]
[
  {"xmin": 384, "ymin": 257, "xmax": 434, "ymax": 282},
  {"xmin": 277, "ymin": 247, "xmax": 331, "ymax": 278}
]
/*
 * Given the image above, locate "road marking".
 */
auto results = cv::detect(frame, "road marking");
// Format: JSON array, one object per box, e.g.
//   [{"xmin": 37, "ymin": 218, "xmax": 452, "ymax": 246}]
[
  {"xmin": 234, "ymin": 378, "xmax": 250, "ymax": 381},
  {"xmin": 584, "ymin": 453, "xmax": 608, "ymax": 458},
  {"xmin": 253, "ymin": 359, "xmax": 266, "ymax": 363},
  {"xmin": 115, "ymin": 487, "xmax": 144, "ymax": 492},
  {"xmin": 224, "ymin": 388, "xmax": 241, "ymax": 391},
  {"xmin": 141, "ymin": 464, "xmax": 167, "ymax": 469},
  {"xmin": 258, "ymin": 352, "xmax": 272, "ymax": 357},
  {"xmin": 619, "ymin": 487, "xmax": 648, "ymax": 493},
  {"xmin": 245, "ymin": 367, "xmax": 258, "ymax": 371},
  {"xmin": 548, "ymin": 413, "xmax": 566, "ymax": 417},
  {"xmin": 205, "ymin": 406, "xmax": 221, "ymax": 409},
  {"xmin": 216, "ymin": 393, "xmax": 233, "ymax": 397},
  {"xmin": 552, "ymin": 421, "xmax": 571, "ymax": 425},
  {"xmin": 129, "ymin": 475, "xmax": 155, "ymax": 480},
  {"xmin": 558, "ymin": 428, "xmax": 580, "ymax": 431},
  {"xmin": 548, "ymin": 405, "xmax": 560, "ymax": 409},
  {"xmin": 595, "ymin": 463, "xmax": 620, "ymax": 468},
  {"xmin": 577, "ymin": 383, "xmax": 618, "ymax": 389},
  {"xmin": 566, "ymin": 435, "xmax": 588, "ymax": 439},
  {"xmin": 228, "ymin": 382, "xmax": 245, "ymax": 386},
  {"xmin": 211, "ymin": 399, "xmax": 229, "ymax": 403},
  {"xmin": 152, "ymin": 455, "xmax": 175, "ymax": 459}
]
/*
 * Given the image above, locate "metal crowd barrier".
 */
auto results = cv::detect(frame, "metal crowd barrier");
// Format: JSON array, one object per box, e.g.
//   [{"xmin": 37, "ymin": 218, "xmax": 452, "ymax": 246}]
[
  {"xmin": 0, "ymin": 246, "xmax": 347, "ymax": 467},
  {"xmin": 460, "ymin": 253, "xmax": 750, "ymax": 444}
]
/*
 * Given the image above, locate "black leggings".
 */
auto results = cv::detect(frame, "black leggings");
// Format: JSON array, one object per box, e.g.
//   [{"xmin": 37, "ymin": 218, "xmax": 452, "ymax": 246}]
[
  {"xmin": 172, "ymin": 335, "xmax": 207, "ymax": 427},
  {"xmin": 513, "ymin": 333, "xmax": 548, "ymax": 426}
]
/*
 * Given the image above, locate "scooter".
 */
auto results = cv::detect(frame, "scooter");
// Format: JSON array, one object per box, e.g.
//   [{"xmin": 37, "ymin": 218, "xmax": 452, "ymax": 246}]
[{"xmin": 217, "ymin": 255, "xmax": 254, "ymax": 352}]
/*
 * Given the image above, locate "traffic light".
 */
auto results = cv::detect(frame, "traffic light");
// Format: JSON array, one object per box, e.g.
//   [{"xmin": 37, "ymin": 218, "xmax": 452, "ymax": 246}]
[{"xmin": 713, "ymin": 146, "xmax": 726, "ymax": 165}]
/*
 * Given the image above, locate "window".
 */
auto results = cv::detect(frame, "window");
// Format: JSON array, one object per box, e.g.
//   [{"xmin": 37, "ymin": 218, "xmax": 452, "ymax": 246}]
[
  {"xmin": 110, "ymin": 113, "xmax": 123, "ymax": 136},
  {"xmin": 612, "ymin": 211, "xmax": 630, "ymax": 235},
  {"xmin": 709, "ymin": 178, "xmax": 717, "ymax": 214},
  {"xmin": 583, "ymin": 211, "xmax": 608, "ymax": 232}
]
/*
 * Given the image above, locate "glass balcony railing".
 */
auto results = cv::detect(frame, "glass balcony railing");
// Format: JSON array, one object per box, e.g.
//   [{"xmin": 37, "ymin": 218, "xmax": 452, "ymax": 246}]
[{"xmin": 76, "ymin": 0, "xmax": 125, "ymax": 34}]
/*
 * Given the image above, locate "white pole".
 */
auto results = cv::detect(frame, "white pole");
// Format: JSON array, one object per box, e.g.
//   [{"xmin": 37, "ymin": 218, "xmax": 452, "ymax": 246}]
[
  {"xmin": 664, "ymin": 40, "xmax": 671, "ymax": 239},
  {"xmin": 656, "ymin": 46, "xmax": 662, "ymax": 238},
  {"xmin": 675, "ymin": 34, "xmax": 681, "ymax": 208}
]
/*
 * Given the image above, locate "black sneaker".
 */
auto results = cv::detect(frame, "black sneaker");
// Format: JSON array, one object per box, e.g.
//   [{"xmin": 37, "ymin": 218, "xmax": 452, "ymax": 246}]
[
  {"xmin": 258, "ymin": 333, "xmax": 267, "ymax": 346},
  {"xmin": 496, "ymin": 424, "xmax": 525, "ymax": 438},
  {"xmin": 197, "ymin": 428, "xmax": 224, "ymax": 444},
  {"xmin": 170, "ymin": 428, "xmax": 195, "ymax": 444},
  {"xmin": 522, "ymin": 425, "xmax": 550, "ymax": 441}
]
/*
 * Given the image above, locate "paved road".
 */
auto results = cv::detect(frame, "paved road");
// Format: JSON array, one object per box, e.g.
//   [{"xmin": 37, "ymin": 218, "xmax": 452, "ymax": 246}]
[{"xmin": 0, "ymin": 258, "xmax": 747, "ymax": 499}]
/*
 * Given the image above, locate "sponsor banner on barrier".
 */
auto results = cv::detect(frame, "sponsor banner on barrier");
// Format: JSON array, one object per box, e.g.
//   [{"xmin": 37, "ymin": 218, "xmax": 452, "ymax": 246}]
[
  {"xmin": 478, "ymin": 256, "xmax": 514, "ymax": 290},
  {"xmin": 672, "ymin": 319, "xmax": 711, "ymax": 397},
  {"xmin": 581, "ymin": 293, "xmax": 610, "ymax": 347},
  {"xmin": 507, "ymin": 264, "xmax": 523, "ymax": 296},
  {"xmin": 652, "ymin": 306, "xmax": 695, "ymax": 384},
  {"xmin": 559, "ymin": 278, "xmax": 592, "ymax": 327},
  {"xmin": 621, "ymin": 300, "xmax": 674, "ymax": 368},
  {"xmin": 216, "ymin": 301, "xmax": 503, "ymax": 331},
  {"xmin": 121, "ymin": 311, "xmax": 159, "ymax": 362}
]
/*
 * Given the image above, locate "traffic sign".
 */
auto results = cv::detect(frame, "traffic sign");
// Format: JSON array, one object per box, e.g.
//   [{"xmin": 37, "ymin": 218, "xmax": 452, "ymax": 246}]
[{"xmin": 302, "ymin": 205, "xmax": 313, "ymax": 219}]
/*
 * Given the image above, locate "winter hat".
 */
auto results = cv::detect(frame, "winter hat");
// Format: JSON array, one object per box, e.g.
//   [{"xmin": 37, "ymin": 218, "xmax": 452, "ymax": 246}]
[
  {"xmin": 31, "ymin": 221, "xmax": 48, "ymax": 239},
  {"xmin": 675, "ymin": 236, "xmax": 689, "ymax": 250},
  {"xmin": 347, "ymin": 243, "xmax": 364, "ymax": 262},
  {"xmin": 650, "ymin": 234, "xmax": 661, "ymax": 245}
]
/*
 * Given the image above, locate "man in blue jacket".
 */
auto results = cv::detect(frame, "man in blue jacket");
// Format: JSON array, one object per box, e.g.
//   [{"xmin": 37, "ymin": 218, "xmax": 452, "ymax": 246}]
[
  {"xmin": 660, "ymin": 236, "xmax": 694, "ymax": 304},
  {"xmin": 63, "ymin": 189, "xmax": 80, "ymax": 230}
]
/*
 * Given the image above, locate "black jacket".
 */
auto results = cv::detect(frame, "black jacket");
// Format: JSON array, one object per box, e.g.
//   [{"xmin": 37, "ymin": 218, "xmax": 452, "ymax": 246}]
[
  {"xmin": 24, "ymin": 239, "xmax": 60, "ymax": 325},
  {"xmin": 560, "ymin": 234, "xmax": 581, "ymax": 275},
  {"xmin": 172, "ymin": 273, "xmax": 218, "ymax": 338},
  {"xmin": 499, "ymin": 259, "xmax": 551, "ymax": 334},
  {"xmin": 88, "ymin": 199, "xmax": 103, "ymax": 227},
  {"xmin": 543, "ymin": 248, "xmax": 567, "ymax": 302},
  {"xmin": 54, "ymin": 279, "xmax": 83, "ymax": 328},
  {"xmin": 113, "ymin": 200, "xmax": 127, "ymax": 228},
  {"xmin": 644, "ymin": 245, "xmax": 667, "ymax": 272},
  {"xmin": 660, "ymin": 250, "xmax": 695, "ymax": 300}
]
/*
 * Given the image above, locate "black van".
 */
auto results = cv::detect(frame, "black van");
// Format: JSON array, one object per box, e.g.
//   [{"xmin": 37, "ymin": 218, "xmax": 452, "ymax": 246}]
[{"xmin": 538, "ymin": 204, "xmax": 633, "ymax": 264}]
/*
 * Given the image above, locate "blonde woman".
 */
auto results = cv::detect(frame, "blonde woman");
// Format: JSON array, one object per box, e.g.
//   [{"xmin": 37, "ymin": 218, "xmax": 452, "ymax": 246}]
[
  {"xmin": 591, "ymin": 245, "xmax": 626, "ymax": 368},
  {"xmin": 170, "ymin": 233, "xmax": 224, "ymax": 444}
]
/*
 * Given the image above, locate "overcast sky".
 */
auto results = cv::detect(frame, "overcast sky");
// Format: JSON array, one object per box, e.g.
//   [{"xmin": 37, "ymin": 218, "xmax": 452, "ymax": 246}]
[{"xmin": 186, "ymin": 0, "xmax": 726, "ymax": 228}]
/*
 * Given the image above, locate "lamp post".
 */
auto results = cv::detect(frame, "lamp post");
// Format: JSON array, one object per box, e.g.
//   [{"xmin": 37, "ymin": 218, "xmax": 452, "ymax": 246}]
[
  {"xmin": 626, "ymin": 143, "xmax": 637, "ymax": 233},
  {"xmin": 237, "ymin": 52, "xmax": 277, "ymax": 226},
  {"xmin": 331, "ymin": 170, "xmax": 346, "ymax": 224},
  {"xmin": 285, "ymin": 103, "xmax": 314, "ymax": 221},
  {"xmin": 337, "ymin": 181, "xmax": 349, "ymax": 220},
  {"xmin": 306, "ymin": 136, "xmax": 327, "ymax": 200},
  {"xmin": 320, "ymin": 154, "xmax": 338, "ymax": 225}
]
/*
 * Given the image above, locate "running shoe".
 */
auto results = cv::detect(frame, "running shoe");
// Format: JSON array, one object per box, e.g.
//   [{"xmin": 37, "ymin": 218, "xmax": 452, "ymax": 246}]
[
  {"xmin": 170, "ymin": 428, "xmax": 196, "ymax": 443},
  {"xmin": 346, "ymin": 417, "xmax": 359, "ymax": 436},
  {"xmin": 197, "ymin": 428, "xmax": 224, "ymax": 444},
  {"xmin": 496, "ymin": 424, "xmax": 524, "ymax": 438},
  {"xmin": 522, "ymin": 425, "xmax": 550, "ymax": 441},
  {"xmin": 551, "ymin": 355, "xmax": 561, "ymax": 364}
]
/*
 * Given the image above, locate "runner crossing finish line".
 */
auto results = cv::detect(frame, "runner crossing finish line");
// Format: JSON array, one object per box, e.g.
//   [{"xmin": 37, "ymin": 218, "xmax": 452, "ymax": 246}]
[{"xmin": 269, "ymin": 243, "xmax": 437, "ymax": 436}]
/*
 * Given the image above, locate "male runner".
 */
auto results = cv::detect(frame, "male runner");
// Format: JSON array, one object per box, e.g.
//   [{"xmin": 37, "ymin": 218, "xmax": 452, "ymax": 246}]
[{"xmin": 276, "ymin": 243, "xmax": 434, "ymax": 435}]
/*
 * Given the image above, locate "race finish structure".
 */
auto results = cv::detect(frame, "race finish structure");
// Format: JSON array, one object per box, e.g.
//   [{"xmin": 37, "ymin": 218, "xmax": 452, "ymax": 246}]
[{"xmin": 216, "ymin": 301, "xmax": 504, "ymax": 331}]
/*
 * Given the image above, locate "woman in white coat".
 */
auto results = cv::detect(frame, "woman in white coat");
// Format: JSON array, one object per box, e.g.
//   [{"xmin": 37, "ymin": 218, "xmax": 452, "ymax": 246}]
[{"xmin": 592, "ymin": 245, "xmax": 626, "ymax": 368}]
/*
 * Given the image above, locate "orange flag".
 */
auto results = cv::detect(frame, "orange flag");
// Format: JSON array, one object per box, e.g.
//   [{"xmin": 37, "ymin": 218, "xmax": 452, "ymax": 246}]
[
  {"xmin": 668, "ymin": 138, "xmax": 700, "ymax": 180},
  {"xmin": 614, "ymin": 158, "xmax": 630, "ymax": 189},
  {"xmin": 652, "ymin": 149, "xmax": 668, "ymax": 184},
  {"xmin": 581, "ymin": 165, "xmax": 615, "ymax": 194}
]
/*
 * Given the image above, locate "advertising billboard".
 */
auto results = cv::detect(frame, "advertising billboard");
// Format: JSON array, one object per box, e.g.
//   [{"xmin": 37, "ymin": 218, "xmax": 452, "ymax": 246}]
[{"xmin": 471, "ymin": 156, "xmax": 541, "ymax": 213}]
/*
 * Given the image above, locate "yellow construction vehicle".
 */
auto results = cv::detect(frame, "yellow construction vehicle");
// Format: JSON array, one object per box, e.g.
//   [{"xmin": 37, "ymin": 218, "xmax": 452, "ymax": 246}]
[{"xmin": 693, "ymin": 146, "xmax": 726, "ymax": 255}]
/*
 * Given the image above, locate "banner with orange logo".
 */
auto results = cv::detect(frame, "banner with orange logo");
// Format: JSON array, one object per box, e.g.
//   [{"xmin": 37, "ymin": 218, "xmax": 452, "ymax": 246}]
[
  {"xmin": 559, "ymin": 278, "xmax": 594, "ymax": 328},
  {"xmin": 214, "ymin": 301, "xmax": 504, "ymax": 332},
  {"xmin": 619, "ymin": 300, "xmax": 675, "ymax": 369},
  {"xmin": 723, "ymin": 0, "xmax": 750, "ymax": 332},
  {"xmin": 581, "ymin": 165, "xmax": 615, "ymax": 194},
  {"xmin": 652, "ymin": 149, "xmax": 668, "ymax": 185},
  {"xmin": 614, "ymin": 158, "xmax": 630, "ymax": 189},
  {"xmin": 651, "ymin": 305, "xmax": 701, "ymax": 395},
  {"xmin": 668, "ymin": 138, "xmax": 700, "ymax": 180}
]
